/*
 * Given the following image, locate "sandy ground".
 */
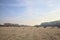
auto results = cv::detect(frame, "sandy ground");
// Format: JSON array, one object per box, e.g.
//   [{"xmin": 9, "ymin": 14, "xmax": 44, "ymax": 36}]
[{"xmin": 0, "ymin": 27, "xmax": 60, "ymax": 40}]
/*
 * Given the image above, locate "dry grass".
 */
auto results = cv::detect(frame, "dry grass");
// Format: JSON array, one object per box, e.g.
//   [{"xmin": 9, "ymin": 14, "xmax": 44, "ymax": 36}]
[{"xmin": 0, "ymin": 27, "xmax": 60, "ymax": 40}]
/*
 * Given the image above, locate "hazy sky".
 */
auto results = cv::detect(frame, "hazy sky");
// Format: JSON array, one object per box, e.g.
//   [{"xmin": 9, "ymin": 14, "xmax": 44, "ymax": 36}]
[{"xmin": 0, "ymin": 0, "xmax": 60, "ymax": 25}]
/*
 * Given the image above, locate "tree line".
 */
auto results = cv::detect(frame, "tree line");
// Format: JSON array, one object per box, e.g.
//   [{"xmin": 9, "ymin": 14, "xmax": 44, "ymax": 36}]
[
  {"xmin": 0, "ymin": 20, "xmax": 60, "ymax": 28},
  {"xmin": 0, "ymin": 23, "xmax": 31, "ymax": 27}
]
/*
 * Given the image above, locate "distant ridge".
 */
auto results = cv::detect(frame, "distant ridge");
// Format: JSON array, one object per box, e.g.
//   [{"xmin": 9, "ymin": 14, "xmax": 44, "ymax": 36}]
[{"xmin": 34, "ymin": 20, "xmax": 60, "ymax": 28}]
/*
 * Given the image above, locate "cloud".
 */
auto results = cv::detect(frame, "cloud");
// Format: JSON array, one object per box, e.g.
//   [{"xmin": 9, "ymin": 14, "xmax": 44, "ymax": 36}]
[
  {"xmin": 0, "ymin": 0, "xmax": 26, "ymax": 7},
  {"xmin": 0, "ymin": 0, "xmax": 60, "ymax": 25},
  {"xmin": 20, "ymin": 0, "xmax": 60, "ymax": 25},
  {"xmin": 48, "ymin": 9, "xmax": 60, "ymax": 18}
]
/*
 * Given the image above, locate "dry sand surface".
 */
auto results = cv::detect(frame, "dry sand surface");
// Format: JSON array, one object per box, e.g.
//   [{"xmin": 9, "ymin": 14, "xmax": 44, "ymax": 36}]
[{"xmin": 0, "ymin": 27, "xmax": 60, "ymax": 40}]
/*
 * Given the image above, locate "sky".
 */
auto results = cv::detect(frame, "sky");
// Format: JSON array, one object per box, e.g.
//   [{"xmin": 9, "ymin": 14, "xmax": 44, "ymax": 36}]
[{"xmin": 0, "ymin": 0, "xmax": 60, "ymax": 26}]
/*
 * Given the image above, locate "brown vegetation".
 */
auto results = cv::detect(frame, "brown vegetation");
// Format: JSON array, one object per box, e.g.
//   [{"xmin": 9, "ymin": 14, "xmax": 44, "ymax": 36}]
[{"xmin": 0, "ymin": 27, "xmax": 60, "ymax": 40}]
